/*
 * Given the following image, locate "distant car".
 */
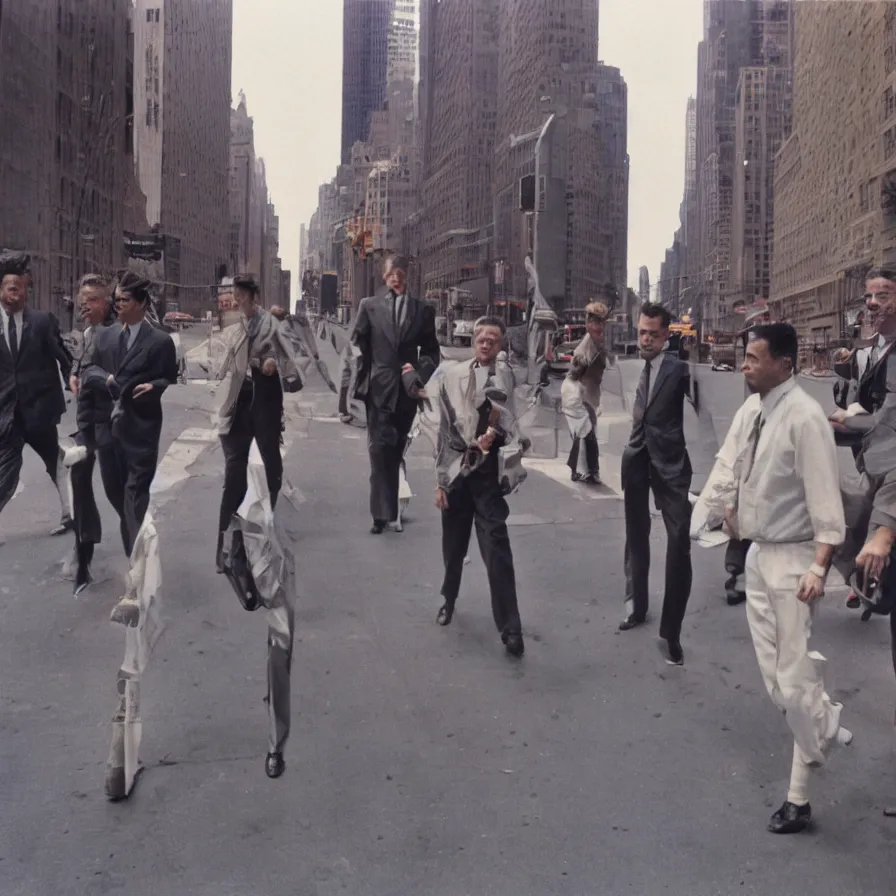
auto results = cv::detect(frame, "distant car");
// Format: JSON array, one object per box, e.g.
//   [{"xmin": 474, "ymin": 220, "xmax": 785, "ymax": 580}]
[
  {"xmin": 547, "ymin": 341, "xmax": 578, "ymax": 375},
  {"xmin": 164, "ymin": 310, "xmax": 195, "ymax": 328}
]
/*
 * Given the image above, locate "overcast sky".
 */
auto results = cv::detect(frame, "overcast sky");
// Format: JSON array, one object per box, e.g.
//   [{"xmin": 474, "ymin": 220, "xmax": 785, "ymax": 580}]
[{"xmin": 232, "ymin": 0, "xmax": 704, "ymax": 298}]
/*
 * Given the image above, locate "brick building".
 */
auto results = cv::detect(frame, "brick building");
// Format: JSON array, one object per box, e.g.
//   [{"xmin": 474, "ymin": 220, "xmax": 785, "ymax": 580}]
[
  {"xmin": 771, "ymin": 1, "xmax": 896, "ymax": 348},
  {"xmin": 0, "ymin": 1, "xmax": 139, "ymax": 318}
]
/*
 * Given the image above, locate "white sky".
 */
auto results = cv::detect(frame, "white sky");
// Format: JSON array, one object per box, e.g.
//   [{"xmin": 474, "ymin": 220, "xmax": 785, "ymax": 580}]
[{"xmin": 232, "ymin": 0, "xmax": 704, "ymax": 296}]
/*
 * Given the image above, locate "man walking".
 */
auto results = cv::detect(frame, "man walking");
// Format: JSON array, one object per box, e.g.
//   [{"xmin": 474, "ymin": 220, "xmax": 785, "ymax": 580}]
[
  {"xmin": 214, "ymin": 275, "xmax": 301, "ymax": 569},
  {"xmin": 710, "ymin": 324, "xmax": 851, "ymax": 834},
  {"xmin": 433, "ymin": 317, "xmax": 525, "ymax": 658},
  {"xmin": 349, "ymin": 255, "xmax": 440, "ymax": 533},
  {"xmin": 561, "ymin": 300, "xmax": 609, "ymax": 485},
  {"xmin": 0, "ymin": 252, "xmax": 75, "ymax": 535},
  {"xmin": 77, "ymin": 272, "xmax": 178, "ymax": 564},
  {"xmin": 619, "ymin": 303, "xmax": 695, "ymax": 666},
  {"xmin": 67, "ymin": 274, "xmax": 117, "ymax": 593}
]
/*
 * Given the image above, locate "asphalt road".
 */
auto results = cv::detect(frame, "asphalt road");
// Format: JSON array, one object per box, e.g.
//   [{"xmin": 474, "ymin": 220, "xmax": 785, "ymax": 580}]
[{"xmin": 2, "ymin": 329, "xmax": 896, "ymax": 895}]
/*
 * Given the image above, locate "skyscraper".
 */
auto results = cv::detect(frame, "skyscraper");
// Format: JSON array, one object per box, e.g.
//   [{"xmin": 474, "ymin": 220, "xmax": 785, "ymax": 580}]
[
  {"xmin": 419, "ymin": 0, "xmax": 499, "ymax": 296},
  {"xmin": 133, "ymin": 0, "xmax": 233, "ymax": 315},
  {"xmin": 341, "ymin": 0, "xmax": 392, "ymax": 165},
  {"xmin": 493, "ymin": 0, "xmax": 614, "ymax": 313}
]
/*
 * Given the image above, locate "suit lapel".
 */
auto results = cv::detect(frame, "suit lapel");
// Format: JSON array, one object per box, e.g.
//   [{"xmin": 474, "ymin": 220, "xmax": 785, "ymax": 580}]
[
  {"xmin": 398, "ymin": 295, "xmax": 416, "ymax": 343},
  {"xmin": 118, "ymin": 321, "xmax": 151, "ymax": 372},
  {"xmin": 379, "ymin": 294, "xmax": 399, "ymax": 350},
  {"xmin": 646, "ymin": 356, "xmax": 671, "ymax": 409},
  {"xmin": 862, "ymin": 339, "xmax": 896, "ymax": 384}
]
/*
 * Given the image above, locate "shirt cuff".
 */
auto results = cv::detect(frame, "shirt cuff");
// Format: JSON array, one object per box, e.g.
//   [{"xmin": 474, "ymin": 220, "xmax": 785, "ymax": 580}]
[{"xmin": 814, "ymin": 530, "xmax": 845, "ymax": 547}]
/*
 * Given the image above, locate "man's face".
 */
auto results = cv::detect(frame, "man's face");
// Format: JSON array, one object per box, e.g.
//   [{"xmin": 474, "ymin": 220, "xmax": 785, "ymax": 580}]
[
  {"xmin": 474, "ymin": 325, "xmax": 503, "ymax": 365},
  {"xmin": 0, "ymin": 275, "xmax": 29, "ymax": 314},
  {"xmin": 234, "ymin": 287, "xmax": 256, "ymax": 317},
  {"xmin": 78, "ymin": 286, "xmax": 111, "ymax": 326},
  {"xmin": 637, "ymin": 314, "xmax": 667, "ymax": 360},
  {"xmin": 383, "ymin": 261, "xmax": 407, "ymax": 295},
  {"xmin": 742, "ymin": 338, "xmax": 790, "ymax": 395},
  {"xmin": 865, "ymin": 277, "xmax": 896, "ymax": 336},
  {"xmin": 585, "ymin": 316, "xmax": 605, "ymax": 344},
  {"xmin": 113, "ymin": 290, "xmax": 144, "ymax": 325}
]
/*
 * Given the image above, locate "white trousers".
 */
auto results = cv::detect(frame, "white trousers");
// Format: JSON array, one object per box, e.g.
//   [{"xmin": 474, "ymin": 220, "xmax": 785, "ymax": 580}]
[{"xmin": 745, "ymin": 541, "xmax": 842, "ymax": 782}]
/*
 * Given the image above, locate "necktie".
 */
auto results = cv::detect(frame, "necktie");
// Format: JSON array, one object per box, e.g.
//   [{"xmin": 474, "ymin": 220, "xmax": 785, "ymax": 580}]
[
  {"xmin": 871, "ymin": 342, "xmax": 881, "ymax": 369},
  {"xmin": 392, "ymin": 294, "xmax": 400, "ymax": 333},
  {"xmin": 118, "ymin": 326, "xmax": 129, "ymax": 363},
  {"xmin": 8, "ymin": 314, "xmax": 17, "ymax": 364},
  {"xmin": 742, "ymin": 413, "xmax": 764, "ymax": 483},
  {"xmin": 639, "ymin": 359, "xmax": 652, "ymax": 406}
]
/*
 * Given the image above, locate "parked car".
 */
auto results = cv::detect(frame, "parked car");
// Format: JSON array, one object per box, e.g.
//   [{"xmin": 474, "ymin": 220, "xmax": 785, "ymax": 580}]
[
  {"xmin": 163, "ymin": 310, "xmax": 195, "ymax": 328},
  {"xmin": 546, "ymin": 340, "xmax": 578, "ymax": 375}
]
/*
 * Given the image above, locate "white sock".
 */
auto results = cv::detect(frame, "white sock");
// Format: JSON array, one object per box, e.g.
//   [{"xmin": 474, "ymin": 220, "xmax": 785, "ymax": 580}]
[{"xmin": 786, "ymin": 744, "xmax": 812, "ymax": 806}]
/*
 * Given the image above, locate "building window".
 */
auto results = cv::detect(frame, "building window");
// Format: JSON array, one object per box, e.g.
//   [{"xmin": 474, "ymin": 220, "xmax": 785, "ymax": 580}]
[
  {"xmin": 146, "ymin": 98, "xmax": 152, "ymax": 126},
  {"xmin": 146, "ymin": 9, "xmax": 153, "ymax": 21}
]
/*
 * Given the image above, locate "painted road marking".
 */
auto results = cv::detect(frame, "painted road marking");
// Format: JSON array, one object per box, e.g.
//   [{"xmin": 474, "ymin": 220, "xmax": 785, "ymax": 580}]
[{"xmin": 523, "ymin": 457, "xmax": 622, "ymax": 500}]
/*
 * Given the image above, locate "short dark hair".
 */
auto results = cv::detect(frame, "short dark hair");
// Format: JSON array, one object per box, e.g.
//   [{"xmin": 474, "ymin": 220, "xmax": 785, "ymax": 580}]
[
  {"xmin": 749, "ymin": 323, "xmax": 798, "ymax": 370},
  {"xmin": 386, "ymin": 254, "xmax": 410, "ymax": 273},
  {"xmin": 473, "ymin": 315, "xmax": 506, "ymax": 335},
  {"xmin": 116, "ymin": 270, "xmax": 153, "ymax": 305},
  {"xmin": 639, "ymin": 302, "xmax": 671, "ymax": 329},
  {"xmin": 233, "ymin": 274, "xmax": 261, "ymax": 296},
  {"xmin": 867, "ymin": 267, "xmax": 896, "ymax": 283},
  {"xmin": 0, "ymin": 252, "xmax": 31, "ymax": 280}
]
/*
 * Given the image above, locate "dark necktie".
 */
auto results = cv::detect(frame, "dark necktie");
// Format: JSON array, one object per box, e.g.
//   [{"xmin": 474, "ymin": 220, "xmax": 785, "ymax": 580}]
[
  {"xmin": 118, "ymin": 326, "xmax": 129, "ymax": 363},
  {"xmin": 392, "ymin": 294, "xmax": 400, "ymax": 333},
  {"xmin": 629, "ymin": 360, "xmax": 652, "ymax": 449},
  {"xmin": 639, "ymin": 359, "xmax": 652, "ymax": 406},
  {"xmin": 8, "ymin": 314, "xmax": 17, "ymax": 364}
]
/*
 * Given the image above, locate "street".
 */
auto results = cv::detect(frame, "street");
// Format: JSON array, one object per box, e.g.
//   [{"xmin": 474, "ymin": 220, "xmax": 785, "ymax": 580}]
[{"xmin": 2, "ymin": 330, "xmax": 896, "ymax": 896}]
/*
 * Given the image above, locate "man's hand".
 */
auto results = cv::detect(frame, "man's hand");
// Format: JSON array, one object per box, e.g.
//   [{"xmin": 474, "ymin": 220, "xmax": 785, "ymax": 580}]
[
  {"xmin": 857, "ymin": 528, "xmax": 894, "ymax": 582},
  {"xmin": 435, "ymin": 487, "xmax": 449, "ymax": 510},
  {"xmin": 796, "ymin": 571, "xmax": 825, "ymax": 604},
  {"xmin": 262, "ymin": 358, "xmax": 278, "ymax": 376},
  {"xmin": 69, "ymin": 375, "xmax": 79, "ymax": 395},
  {"xmin": 723, "ymin": 506, "xmax": 739, "ymax": 540},
  {"xmin": 106, "ymin": 374, "xmax": 116, "ymax": 387},
  {"xmin": 132, "ymin": 383, "xmax": 154, "ymax": 399},
  {"xmin": 477, "ymin": 427, "xmax": 497, "ymax": 453},
  {"xmin": 829, "ymin": 408, "xmax": 848, "ymax": 425}
]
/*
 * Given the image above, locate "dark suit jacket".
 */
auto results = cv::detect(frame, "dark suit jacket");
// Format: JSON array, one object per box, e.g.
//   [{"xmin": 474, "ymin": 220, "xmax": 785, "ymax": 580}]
[
  {"xmin": 0, "ymin": 307, "xmax": 72, "ymax": 438},
  {"xmin": 621, "ymin": 355, "xmax": 694, "ymax": 487},
  {"xmin": 78, "ymin": 320, "xmax": 178, "ymax": 456},
  {"xmin": 352, "ymin": 291, "xmax": 441, "ymax": 412}
]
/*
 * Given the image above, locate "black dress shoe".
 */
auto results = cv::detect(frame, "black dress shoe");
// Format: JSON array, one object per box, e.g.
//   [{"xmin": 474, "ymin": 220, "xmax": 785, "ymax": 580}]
[
  {"xmin": 503, "ymin": 632, "xmax": 525, "ymax": 657},
  {"xmin": 370, "ymin": 519, "xmax": 385, "ymax": 534},
  {"xmin": 215, "ymin": 531, "xmax": 225, "ymax": 574},
  {"xmin": 618, "ymin": 613, "xmax": 646, "ymax": 631},
  {"xmin": 50, "ymin": 516, "xmax": 74, "ymax": 537},
  {"xmin": 767, "ymin": 800, "xmax": 811, "ymax": 834},
  {"xmin": 436, "ymin": 602, "xmax": 455, "ymax": 626},
  {"xmin": 265, "ymin": 752, "xmax": 285, "ymax": 779},
  {"xmin": 658, "ymin": 638, "xmax": 684, "ymax": 666},
  {"xmin": 724, "ymin": 574, "xmax": 746, "ymax": 606}
]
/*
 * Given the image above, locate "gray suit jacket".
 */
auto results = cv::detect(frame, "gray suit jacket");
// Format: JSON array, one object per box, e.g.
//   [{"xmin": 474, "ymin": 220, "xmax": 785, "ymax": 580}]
[
  {"xmin": 352, "ymin": 291, "xmax": 440, "ymax": 412},
  {"xmin": 621, "ymin": 354, "xmax": 694, "ymax": 487}
]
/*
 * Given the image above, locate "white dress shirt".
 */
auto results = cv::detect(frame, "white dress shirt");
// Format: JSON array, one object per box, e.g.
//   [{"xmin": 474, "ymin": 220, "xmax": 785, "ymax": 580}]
[
  {"xmin": 719, "ymin": 378, "xmax": 845, "ymax": 546},
  {"xmin": 390, "ymin": 292, "xmax": 407, "ymax": 331},
  {"xmin": 0, "ymin": 305, "xmax": 23, "ymax": 354},
  {"xmin": 123, "ymin": 319, "xmax": 143, "ymax": 351}
]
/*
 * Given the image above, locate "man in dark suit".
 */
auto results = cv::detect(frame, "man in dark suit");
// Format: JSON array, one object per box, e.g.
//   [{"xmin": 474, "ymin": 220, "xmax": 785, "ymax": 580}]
[
  {"xmin": 349, "ymin": 255, "xmax": 440, "ymax": 533},
  {"xmin": 0, "ymin": 252, "xmax": 74, "ymax": 534},
  {"xmin": 620, "ymin": 303, "xmax": 695, "ymax": 666},
  {"xmin": 66, "ymin": 274, "xmax": 117, "ymax": 593},
  {"xmin": 78, "ymin": 272, "xmax": 178, "ymax": 563}
]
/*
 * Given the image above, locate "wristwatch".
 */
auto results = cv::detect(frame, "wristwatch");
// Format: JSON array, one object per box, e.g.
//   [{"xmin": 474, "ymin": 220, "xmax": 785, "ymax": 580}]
[{"xmin": 809, "ymin": 562, "xmax": 828, "ymax": 580}]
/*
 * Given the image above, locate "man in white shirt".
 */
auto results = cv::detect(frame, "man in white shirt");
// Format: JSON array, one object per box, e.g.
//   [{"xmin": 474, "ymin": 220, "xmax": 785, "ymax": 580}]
[{"xmin": 707, "ymin": 323, "xmax": 852, "ymax": 835}]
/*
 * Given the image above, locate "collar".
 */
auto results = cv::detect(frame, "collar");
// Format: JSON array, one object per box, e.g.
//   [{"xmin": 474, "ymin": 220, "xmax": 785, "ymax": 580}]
[
  {"xmin": 123, "ymin": 318, "xmax": 143, "ymax": 333},
  {"xmin": 759, "ymin": 376, "xmax": 795, "ymax": 416}
]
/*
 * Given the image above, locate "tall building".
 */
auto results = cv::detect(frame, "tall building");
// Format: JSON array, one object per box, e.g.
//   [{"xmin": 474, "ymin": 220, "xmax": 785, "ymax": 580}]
[
  {"xmin": 133, "ymin": 0, "xmax": 233, "ymax": 315},
  {"xmin": 229, "ymin": 92, "xmax": 263, "ymax": 280},
  {"xmin": 595, "ymin": 62, "xmax": 629, "ymax": 308},
  {"xmin": 341, "ymin": 0, "xmax": 392, "ymax": 165},
  {"xmin": 638, "ymin": 266, "xmax": 650, "ymax": 303},
  {"xmin": 771, "ymin": 1, "xmax": 896, "ymax": 347},
  {"xmin": 419, "ymin": 0, "xmax": 499, "ymax": 299},
  {"xmin": 730, "ymin": 0, "xmax": 793, "ymax": 308},
  {"xmin": 0, "ymin": 1, "xmax": 137, "ymax": 317},
  {"xmin": 493, "ymin": 0, "xmax": 612, "ymax": 313},
  {"xmin": 693, "ymin": 0, "xmax": 754, "ymax": 331}
]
